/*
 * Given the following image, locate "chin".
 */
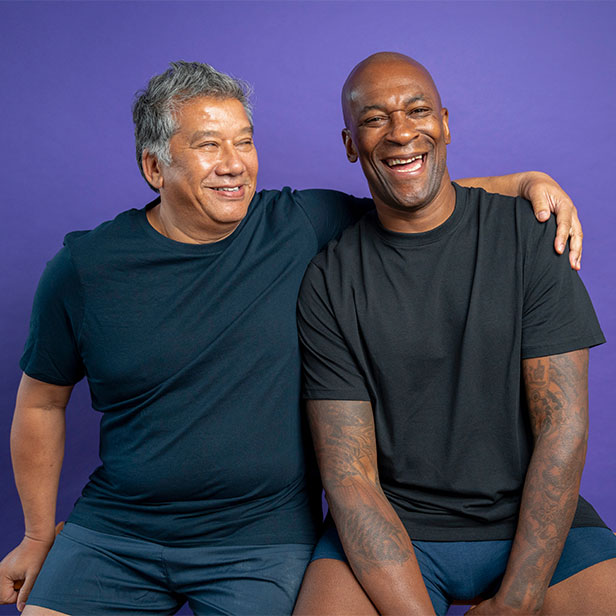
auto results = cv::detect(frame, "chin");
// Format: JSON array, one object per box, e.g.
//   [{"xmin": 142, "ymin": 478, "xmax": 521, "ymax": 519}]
[{"xmin": 386, "ymin": 192, "xmax": 429, "ymax": 211}]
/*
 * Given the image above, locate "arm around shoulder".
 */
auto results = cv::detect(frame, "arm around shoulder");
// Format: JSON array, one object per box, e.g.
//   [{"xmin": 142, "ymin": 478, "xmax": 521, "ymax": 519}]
[{"xmin": 455, "ymin": 171, "xmax": 582, "ymax": 269}]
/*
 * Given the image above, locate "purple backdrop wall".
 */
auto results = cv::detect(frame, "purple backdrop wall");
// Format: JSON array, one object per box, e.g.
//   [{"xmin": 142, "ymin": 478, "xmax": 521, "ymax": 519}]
[{"xmin": 1, "ymin": 2, "xmax": 614, "ymax": 614}]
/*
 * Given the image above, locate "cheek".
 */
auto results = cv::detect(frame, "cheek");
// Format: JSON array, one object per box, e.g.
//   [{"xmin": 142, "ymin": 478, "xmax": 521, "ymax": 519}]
[{"xmin": 247, "ymin": 153, "xmax": 259, "ymax": 177}]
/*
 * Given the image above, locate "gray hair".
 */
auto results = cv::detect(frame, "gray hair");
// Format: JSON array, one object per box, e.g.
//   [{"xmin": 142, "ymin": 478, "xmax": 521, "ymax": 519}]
[{"xmin": 132, "ymin": 60, "xmax": 253, "ymax": 191}]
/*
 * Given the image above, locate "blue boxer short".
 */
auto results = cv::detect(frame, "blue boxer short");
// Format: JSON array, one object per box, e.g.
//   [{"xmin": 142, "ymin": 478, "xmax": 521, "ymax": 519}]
[
  {"xmin": 312, "ymin": 520, "xmax": 616, "ymax": 615},
  {"xmin": 27, "ymin": 523, "xmax": 314, "ymax": 615}
]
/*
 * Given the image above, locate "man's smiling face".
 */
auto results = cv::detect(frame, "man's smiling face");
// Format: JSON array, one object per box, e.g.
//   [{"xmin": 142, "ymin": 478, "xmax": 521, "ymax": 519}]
[
  {"xmin": 159, "ymin": 96, "xmax": 258, "ymax": 236},
  {"xmin": 342, "ymin": 55, "xmax": 450, "ymax": 215}
]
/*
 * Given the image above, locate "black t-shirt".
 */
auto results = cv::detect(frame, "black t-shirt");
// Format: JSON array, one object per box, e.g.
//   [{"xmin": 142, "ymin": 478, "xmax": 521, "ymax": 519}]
[
  {"xmin": 20, "ymin": 187, "xmax": 370, "ymax": 546},
  {"xmin": 298, "ymin": 184, "xmax": 606, "ymax": 541}
]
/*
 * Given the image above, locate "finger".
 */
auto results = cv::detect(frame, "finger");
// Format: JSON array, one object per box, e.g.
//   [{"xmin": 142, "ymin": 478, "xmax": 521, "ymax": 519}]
[
  {"xmin": 568, "ymin": 231, "xmax": 583, "ymax": 270},
  {"xmin": 568, "ymin": 216, "xmax": 583, "ymax": 270},
  {"xmin": 55, "ymin": 521, "xmax": 64, "ymax": 536},
  {"xmin": 16, "ymin": 577, "xmax": 33, "ymax": 612},
  {"xmin": 554, "ymin": 217, "xmax": 572, "ymax": 256},
  {"xmin": 0, "ymin": 578, "xmax": 19, "ymax": 604},
  {"xmin": 530, "ymin": 197, "xmax": 551, "ymax": 223}
]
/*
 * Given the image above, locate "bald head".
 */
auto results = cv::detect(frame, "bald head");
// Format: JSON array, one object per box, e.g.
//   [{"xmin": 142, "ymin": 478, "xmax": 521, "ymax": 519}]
[
  {"xmin": 342, "ymin": 52, "xmax": 442, "ymax": 128},
  {"xmin": 339, "ymin": 51, "xmax": 452, "ymax": 223}
]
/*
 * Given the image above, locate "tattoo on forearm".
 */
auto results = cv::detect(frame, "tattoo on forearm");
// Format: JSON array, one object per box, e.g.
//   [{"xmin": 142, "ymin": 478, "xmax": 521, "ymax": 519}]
[
  {"xmin": 501, "ymin": 349, "xmax": 589, "ymax": 610},
  {"xmin": 307, "ymin": 400, "xmax": 413, "ymax": 576}
]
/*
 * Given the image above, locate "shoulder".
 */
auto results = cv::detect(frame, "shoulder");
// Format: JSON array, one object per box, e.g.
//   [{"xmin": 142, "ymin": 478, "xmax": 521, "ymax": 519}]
[
  {"xmin": 64, "ymin": 208, "xmax": 141, "ymax": 247},
  {"xmin": 455, "ymin": 183, "xmax": 521, "ymax": 216},
  {"xmin": 36, "ymin": 243, "xmax": 81, "ymax": 296},
  {"xmin": 252, "ymin": 186, "xmax": 373, "ymax": 250},
  {"xmin": 462, "ymin": 183, "xmax": 537, "ymax": 219},
  {"xmin": 61, "ymin": 207, "xmax": 146, "ymax": 264},
  {"xmin": 246, "ymin": 187, "xmax": 328, "ymax": 227},
  {"xmin": 305, "ymin": 214, "xmax": 370, "ymax": 281},
  {"xmin": 456, "ymin": 183, "xmax": 547, "ymax": 242},
  {"xmin": 255, "ymin": 186, "xmax": 369, "ymax": 214}
]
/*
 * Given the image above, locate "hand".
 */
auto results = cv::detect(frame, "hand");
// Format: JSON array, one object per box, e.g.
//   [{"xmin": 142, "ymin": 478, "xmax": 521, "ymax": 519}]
[
  {"xmin": 520, "ymin": 171, "xmax": 582, "ymax": 270},
  {"xmin": 466, "ymin": 596, "xmax": 540, "ymax": 615},
  {"xmin": 0, "ymin": 536, "xmax": 54, "ymax": 611}
]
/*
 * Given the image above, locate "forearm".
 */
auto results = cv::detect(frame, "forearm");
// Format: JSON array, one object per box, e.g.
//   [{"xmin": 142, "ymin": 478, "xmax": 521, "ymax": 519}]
[
  {"xmin": 455, "ymin": 171, "xmax": 547, "ymax": 197},
  {"xmin": 497, "ymin": 351, "xmax": 589, "ymax": 612},
  {"xmin": 308, "ymin": 399, "xmax": 434, "ymax": 614},
  {"xmin": 11, "ymin": 403, "xmax": 66, "ymax": 543},
  {"xmin": 498, "ymin": 431, "xmax": 586, "ymax": 611},
  {"xmin": 326, "ymin": 480, "xmax": 434, "ymax": 615}
]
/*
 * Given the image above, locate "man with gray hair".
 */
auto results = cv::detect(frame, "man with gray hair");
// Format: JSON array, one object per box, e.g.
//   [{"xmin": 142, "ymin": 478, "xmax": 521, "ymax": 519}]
[{"xmin": 0, "ymin": 60, "xmax": 583, "ymax": 615}]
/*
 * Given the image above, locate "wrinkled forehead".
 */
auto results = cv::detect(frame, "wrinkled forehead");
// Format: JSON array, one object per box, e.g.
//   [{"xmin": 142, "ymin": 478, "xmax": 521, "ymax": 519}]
[
  {"xmin": 343, "ymin": 59, "xmax": 441, "ymax": 122},
  {"xmin": 173, "ymin": 96, "xmax": 252, "ymax": 131}
]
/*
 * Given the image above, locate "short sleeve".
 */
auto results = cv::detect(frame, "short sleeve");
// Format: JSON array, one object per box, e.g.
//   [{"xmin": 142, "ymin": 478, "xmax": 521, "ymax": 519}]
[
  {"xmin": 20, "ymin": 245, "xmax": 86, "ymax": 385},
  {"xmin": 297, "ymin": 261, "xmax": 370, "ymax": 400},
  {"xmin": 522, "ymin": 215, "xmax": 605, "ymax": 359},
  {"xmin": 293, "ymin": 189, "xmax": 373, "ymax": 251}
]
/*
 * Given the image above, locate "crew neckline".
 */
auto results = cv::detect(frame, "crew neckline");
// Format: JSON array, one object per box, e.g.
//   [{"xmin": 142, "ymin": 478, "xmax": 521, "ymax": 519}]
[
  {"xmin": 370, "ymin": 182, "xmax": 468, "ymax": 247},
  {"xmin": 135, "ymin": 196, "xmax": 256, "ymax": 255}
]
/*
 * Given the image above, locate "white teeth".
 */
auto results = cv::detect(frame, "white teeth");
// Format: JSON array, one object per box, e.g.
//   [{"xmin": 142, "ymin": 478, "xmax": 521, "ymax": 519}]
[
  {"xmin": 386, "ymin": 155, "xmax": 423, "ymax": 167},
  {"xmin": 214, "ymin": 186, "xmax": 241, "ymax": 192}
]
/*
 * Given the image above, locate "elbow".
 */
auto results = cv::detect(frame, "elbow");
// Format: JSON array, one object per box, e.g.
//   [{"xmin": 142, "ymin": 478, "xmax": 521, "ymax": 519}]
[
  {"xmin": 537, "ymin": 415, "xmax": 588, "ymax": 469},
  {"xmin": 322, "ymin": 474, "xmax": 383, "ymax": 512}
]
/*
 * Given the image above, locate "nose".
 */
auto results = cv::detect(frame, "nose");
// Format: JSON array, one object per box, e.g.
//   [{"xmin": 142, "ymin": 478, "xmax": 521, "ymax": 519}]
[
  {"xmin": 387, "ymin": 111, "xmax": 418, "ymax": 145},
  {"xmin": 216, "ymin": 143, "xmax": 245, "ymax": 176}
]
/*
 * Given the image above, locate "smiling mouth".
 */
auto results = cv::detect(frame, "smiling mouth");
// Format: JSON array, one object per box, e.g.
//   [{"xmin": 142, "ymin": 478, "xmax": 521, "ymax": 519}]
[
  {"xmin": 212, "ymin": 186, "xmax": 242, "ymax": 192},
  {"xmin": 383, "ymin": 154, "xmax": 425, "ymax": 172}
]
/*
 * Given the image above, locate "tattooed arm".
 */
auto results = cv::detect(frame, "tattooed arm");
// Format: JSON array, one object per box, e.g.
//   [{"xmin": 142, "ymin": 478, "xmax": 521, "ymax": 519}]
[
  {"xmin": 307, "ymin": 399, "xmax": 435, "ymax": 615},
  {"xmin": 469, "ymin": 349, "xmax": 589, "ymax": 615}
]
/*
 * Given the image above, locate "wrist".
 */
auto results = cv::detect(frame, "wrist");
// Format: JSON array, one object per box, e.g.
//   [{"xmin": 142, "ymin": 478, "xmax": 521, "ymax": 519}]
[
  {"xmin": 24, "ymin": 524, "xmax": 57, "ymax": 546},
  {"xmin": 494, "ymin": 586, "xmax": 544, "ymax": 615}
]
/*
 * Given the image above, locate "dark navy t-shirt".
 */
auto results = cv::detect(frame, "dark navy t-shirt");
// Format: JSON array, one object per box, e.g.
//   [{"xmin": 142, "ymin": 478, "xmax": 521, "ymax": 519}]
[
  {"xmin": 298, "ymin": 184, "xmax": 606, "ymax": 541},
  {"xmin": 20, "ymin": 187, "xmax": 370, "ymax": 546}
]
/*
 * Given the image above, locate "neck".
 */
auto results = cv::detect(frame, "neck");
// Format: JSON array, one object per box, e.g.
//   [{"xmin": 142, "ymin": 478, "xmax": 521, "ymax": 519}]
[
  {"xmin": 375, "ymin": 174, "xmax": 456, "ymax": 234},
  {"xmin": 147, "ymin": 199, "xmax": 239, "ymax": 244}
]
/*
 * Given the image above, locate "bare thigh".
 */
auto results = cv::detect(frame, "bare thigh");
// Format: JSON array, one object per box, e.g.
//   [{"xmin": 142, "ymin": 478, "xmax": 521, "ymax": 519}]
[
  {"xmin": 293, "ymin": 559, "xmax": 378, "ymax": 616},
  {"xmin": 541, "ymin": 558, "xmax": 616, "ymax": 615},
  {"xmin": 22, "ymin": 607, "xmax": 69, "ymax": 616}
]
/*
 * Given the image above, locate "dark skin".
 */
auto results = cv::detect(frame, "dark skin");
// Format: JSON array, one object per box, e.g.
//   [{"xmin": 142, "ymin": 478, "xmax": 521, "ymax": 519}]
[
  {"xmin": 470, "ymin": 350, "xmax": 589, "ymax": 614},
  {"xmin": 340, "ymin": 53, "xmax": 456, "ymax": 233},
  {"xmin": 305, "ymin": 399, "xmax": 435, "ymax": 615},
  {"xmin": 294, "ymin": 53, "xmax": 616, "ymax": 616}
]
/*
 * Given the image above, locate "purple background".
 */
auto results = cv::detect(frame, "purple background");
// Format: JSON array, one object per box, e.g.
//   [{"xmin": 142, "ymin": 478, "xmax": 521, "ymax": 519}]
[{"xmin": 1, "ymin": 2, "xmax": 614, "ymax": 614}]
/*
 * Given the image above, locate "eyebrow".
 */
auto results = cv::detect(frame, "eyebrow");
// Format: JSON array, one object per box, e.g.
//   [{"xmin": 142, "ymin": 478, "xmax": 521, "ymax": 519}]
[
  {"xmin": 359, "ymin": 96, "xmax": 428, "ymax": 115},
  {"xmin": 190, "ymin": 126, "xmax": 254, "ymax": 140}
]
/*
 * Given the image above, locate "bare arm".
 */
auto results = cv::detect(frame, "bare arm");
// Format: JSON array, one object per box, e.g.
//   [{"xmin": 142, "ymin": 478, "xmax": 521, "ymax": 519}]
[
  {"xmin": 470, "ymin": 349, "xmax": 589, "ymax": 615},
  {"xmin": 455, "ymin": 171, "xmax": 582, "ymax": 270},
  {"xmin": 0, "ymin": 374, "xmax": 72, "ymax": 611},
  {"xmin": 308, "ymin": 399, "xmax": 435, "ymax": 615}
]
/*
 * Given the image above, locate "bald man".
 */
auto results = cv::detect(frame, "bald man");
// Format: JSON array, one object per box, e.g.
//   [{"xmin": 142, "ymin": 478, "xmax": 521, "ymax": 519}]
[{"xmin": 294, "ymin": 53, "xmax": 616, "ymax": 616}]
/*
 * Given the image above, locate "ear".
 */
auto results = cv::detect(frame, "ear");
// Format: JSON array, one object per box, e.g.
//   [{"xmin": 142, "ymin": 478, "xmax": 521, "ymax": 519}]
[
  {"xmin": 342, "ymin": 128, "xmax": 358, "ymax": 163},
  {"xmin": 441, "ymin": 108, "xmax": 451, "ymax": 145},
  {"xmin": 142, "ymin": 150, "xmax": 164, "ymax": 190}
]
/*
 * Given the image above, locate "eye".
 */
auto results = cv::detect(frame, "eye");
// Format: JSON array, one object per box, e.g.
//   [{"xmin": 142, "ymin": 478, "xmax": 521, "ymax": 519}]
[
  {"xmin": 362, "ymin": 115, "xmax": 388, "ymax": 127},
  {"xmin": 409, "ymin": 107, "xmax": 430, "ymax": 116},
  {"xmin": 197, "ymin": 142, "xmax": 218, "ymax": 149},
  {"xmin": 237, "ymin": 139, "xmax": 254, "ymax": 149}
]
